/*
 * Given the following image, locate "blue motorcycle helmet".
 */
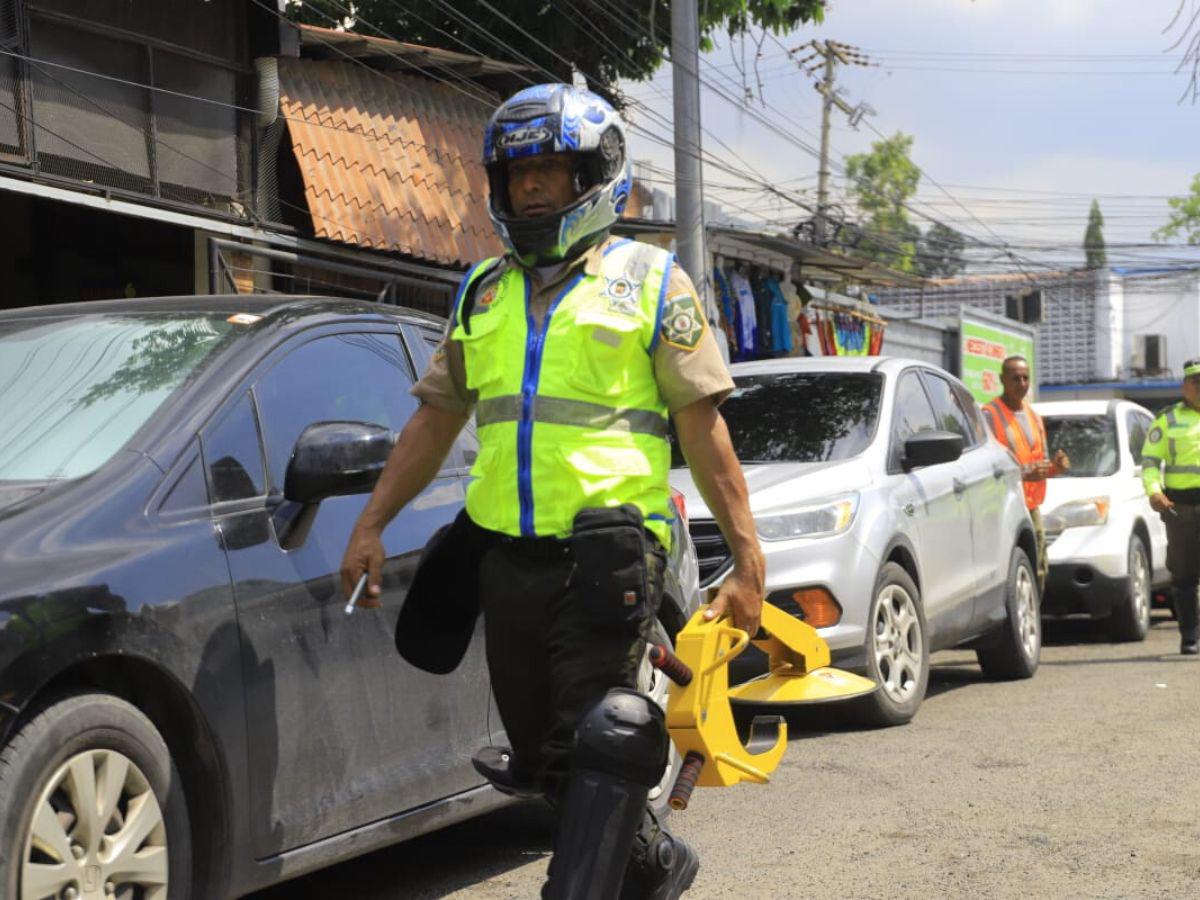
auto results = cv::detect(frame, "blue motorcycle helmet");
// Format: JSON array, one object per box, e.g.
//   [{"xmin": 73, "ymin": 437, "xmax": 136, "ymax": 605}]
[{"xmin": 484, "ymin": 83, "xmax": 631, "ymax": 266}]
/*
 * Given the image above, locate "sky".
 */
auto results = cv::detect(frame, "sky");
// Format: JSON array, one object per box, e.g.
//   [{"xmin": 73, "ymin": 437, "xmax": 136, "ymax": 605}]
[{"xmin": 619, "ymin": 0, "xmax": 1200, "ymax": 272}]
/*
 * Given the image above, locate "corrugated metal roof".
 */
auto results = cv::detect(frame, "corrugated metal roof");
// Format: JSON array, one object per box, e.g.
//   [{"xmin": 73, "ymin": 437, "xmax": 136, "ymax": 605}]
[
  {"xmin": 279, "ymin": 56, "xmax": 504, "ymax": 268},
  {"xmin": 298, "ymin": 24, "xmax": 532, "ymax": 76}
]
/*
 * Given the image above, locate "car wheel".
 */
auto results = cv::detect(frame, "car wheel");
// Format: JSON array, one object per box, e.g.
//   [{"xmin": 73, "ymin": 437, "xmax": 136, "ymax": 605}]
[
  {"xmin": 851, "ymin": 562, "xmax": 929, "ymax": 727},
  {"xmin": 640, "ymin": 619, "xmax": 683, "ymax": 818},
  {"xmin": 1107, "ymin": 534, "xmax": 1151, "ymax": 642},
  {"xmin": 977, "ymin": 547, "xmax": 1041, "ymax": 680},
  {"xmin": 0, "ymin": 693, "xmax": 192, "ymax": 900}
]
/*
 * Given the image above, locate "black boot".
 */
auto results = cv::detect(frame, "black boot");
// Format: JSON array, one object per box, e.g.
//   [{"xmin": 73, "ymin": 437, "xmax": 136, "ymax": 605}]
[
  {"xmin": 619, "ymin": 811, "xmax": 700, "ymax": 900},
  {"xmin": 471, "ymin": 746, "xmax": 542, "ymax": 799}
]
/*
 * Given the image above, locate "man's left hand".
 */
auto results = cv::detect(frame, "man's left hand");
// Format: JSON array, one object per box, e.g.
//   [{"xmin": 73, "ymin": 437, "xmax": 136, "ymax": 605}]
[
  {"xmin": 1052, "ymin": 449, "xmax": 1070, "ymax": 474},
  {"xmin": 704, "ymin": 559, "xmax": 765, "ymax": 637}
]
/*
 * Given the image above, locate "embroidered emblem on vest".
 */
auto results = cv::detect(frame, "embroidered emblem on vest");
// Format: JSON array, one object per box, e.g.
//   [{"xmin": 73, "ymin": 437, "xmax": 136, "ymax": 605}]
[
  {"xmin": 602, "ymin": 275, "xmax": 641, "ymax": 316},
  {"xmin": 661, "ymin": 292, "xmax": 705, "ymax": 350},
  {"xmin": 478, "ymin": 287, "xmax": 497, "ymax": 310}
]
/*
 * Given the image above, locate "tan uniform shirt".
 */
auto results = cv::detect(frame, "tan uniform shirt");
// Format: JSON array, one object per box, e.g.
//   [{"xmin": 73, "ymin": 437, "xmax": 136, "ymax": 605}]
[{"xmin": 413, "ymin": 236, "xmax": 734, "ymax": 415}]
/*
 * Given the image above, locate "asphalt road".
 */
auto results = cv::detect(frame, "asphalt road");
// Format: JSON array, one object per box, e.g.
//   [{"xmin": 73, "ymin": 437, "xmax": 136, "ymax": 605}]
[{"xmin": 252, "ymin": 612, "xmax": 1200, "ymax": 900}]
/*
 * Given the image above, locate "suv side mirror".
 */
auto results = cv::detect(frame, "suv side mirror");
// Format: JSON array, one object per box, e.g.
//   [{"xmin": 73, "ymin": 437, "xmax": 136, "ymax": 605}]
[
  {"xmin": 903, "ymin": 431, "xmax": 964, "ymax": 471},
  {"xmin": 284, "ymin": 421, "xmax": 393, "ymax": 505}
]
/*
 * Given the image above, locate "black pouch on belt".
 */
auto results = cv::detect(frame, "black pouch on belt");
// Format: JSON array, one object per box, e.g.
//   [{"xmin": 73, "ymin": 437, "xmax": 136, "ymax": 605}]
[{"xmin": 568, "ymin": 504, "xmax": 650, "ymax": 632}]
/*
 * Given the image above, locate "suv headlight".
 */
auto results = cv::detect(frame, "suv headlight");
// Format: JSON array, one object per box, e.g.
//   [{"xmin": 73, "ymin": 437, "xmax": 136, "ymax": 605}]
[
  {"xmin": 1044, "ymin": 496, "xmax": 1110, "ymax": 533},
  {"xmin": 756, "ymin": 494, "xmax": 859, "ymax": 541}
]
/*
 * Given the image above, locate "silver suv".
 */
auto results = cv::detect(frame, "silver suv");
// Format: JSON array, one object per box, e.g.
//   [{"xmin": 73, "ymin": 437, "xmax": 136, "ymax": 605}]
[{"xmin": 670, "ymin": 356, "xmax": 1040, "ymax": 726}]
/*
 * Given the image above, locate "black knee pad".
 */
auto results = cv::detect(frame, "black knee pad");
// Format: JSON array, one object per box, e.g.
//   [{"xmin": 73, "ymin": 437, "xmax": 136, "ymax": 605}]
[{"xmin": 574, "ymin": 687, "xmax": 669, "ymax": 788}]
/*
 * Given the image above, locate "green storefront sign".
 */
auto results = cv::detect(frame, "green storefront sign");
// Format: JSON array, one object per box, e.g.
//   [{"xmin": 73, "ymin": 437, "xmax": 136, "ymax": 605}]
[{"xmin": 959, "ymin": 308, "xmax": 1036, "ymax": 404}]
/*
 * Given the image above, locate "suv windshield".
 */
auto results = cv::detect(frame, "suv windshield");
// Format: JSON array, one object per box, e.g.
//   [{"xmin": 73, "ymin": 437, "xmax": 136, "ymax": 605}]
[
  {"xmin": 1043, "ymin": 414, "xmax": 1119, "ymax": 477},
  {"xmin": 672, "ymin": 371, "xmax": 884, "ymax": 466},
  {"xmin": 0, "ymin": 314, "xmax": 236, "ymax": 481}
]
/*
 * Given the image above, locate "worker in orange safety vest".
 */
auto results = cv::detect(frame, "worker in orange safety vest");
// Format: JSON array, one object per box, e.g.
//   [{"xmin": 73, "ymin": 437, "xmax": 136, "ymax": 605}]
[{"xmin": 982, "ymin": 355, "xmax": 1070, "ymax": 591}]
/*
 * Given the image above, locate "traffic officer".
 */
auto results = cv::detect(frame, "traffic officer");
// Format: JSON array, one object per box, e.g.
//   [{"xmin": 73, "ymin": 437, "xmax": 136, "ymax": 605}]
[
  {"xmin": 339, "ymin": 83, "xmax": 765, "ymax": 898},
  {"xmin": 982, "ymin": 355, "xmax": 1070, "ymax": 590},
  {"xmin": 1141, "ymin": 358, "xmax": 1200, "ymax": 655}
]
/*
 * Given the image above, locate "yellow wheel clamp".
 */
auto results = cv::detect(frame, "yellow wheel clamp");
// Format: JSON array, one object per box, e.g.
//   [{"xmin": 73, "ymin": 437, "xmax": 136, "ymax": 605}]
[{"xmin": 651, "ymin": 600, "xmax": 877, "ymax": 810}]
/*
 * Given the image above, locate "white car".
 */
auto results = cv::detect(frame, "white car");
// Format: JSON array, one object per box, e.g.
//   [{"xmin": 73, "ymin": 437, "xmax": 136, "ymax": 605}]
[
  {"xmin": 1036, "ymin": 399, "xmax": 1170, "ymax": 641},
  {"xmin": 671, "ymin": 357, "xmax": 1039, "ymax": 727}
]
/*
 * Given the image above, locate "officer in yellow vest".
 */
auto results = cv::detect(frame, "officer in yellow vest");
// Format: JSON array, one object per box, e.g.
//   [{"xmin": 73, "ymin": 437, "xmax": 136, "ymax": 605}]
[
  {"xmin": 339, "ymin": 84, "xmax": 764, "ymax": 898},
  {"xmin": 1141, "ymin": 358, "xmax": 1200, "ymax": 655}
]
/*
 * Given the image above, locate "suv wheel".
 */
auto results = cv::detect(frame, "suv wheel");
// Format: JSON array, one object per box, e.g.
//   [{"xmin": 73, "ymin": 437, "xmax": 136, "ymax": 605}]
[
  {"xmin": 852, "ymin": 562, "xmax": 929, "ymax": 727},
  {"xmin": 641, "ymin": 619, "xmax": 683, "ymax": 818},
  {"xmin": 1107, "ymin": 534, "xmax": 1151, "ymax": 642},
  {"xmin": 0, "ymin": 693, "xmax": 191, "ymax": 900},
  {"xmin": 977, "ymin": 547, "xmax": 1041, "ymax": 679}
]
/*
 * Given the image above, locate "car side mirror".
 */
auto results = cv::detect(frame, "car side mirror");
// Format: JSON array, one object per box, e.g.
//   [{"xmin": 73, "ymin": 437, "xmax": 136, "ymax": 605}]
[
  {"xmin": 284, "ymin": 421, "xmax": 394, "ymax": 505},
  {"xmin": 903, "ymin": 431, "xmax": 964, "ymax": 471}
]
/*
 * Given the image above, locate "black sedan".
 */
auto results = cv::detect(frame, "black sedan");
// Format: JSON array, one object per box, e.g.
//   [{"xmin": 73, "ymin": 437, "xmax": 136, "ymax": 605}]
[{"xmin": 0, "ymin": 296, "xmax": 699, "ymax": 899}]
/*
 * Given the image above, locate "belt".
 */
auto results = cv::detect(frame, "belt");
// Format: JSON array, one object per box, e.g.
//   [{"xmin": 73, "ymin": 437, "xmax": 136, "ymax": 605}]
[
  {"xmin": 1166, "ymin": 487, "xmax": 1200, "ymax": 506},
  {"xmin": 497, "ymin": 533, "xmax": 572, "ymax": 562}
]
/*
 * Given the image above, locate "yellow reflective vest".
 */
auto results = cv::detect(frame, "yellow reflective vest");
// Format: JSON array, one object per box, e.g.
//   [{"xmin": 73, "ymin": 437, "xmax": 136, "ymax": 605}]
[
  {"xmin": 1142, "ymin": 401, "xmax": 1200, "ymax": 495},
  {"xmin": 451, "ymin": 239, "xmax": 676, "ymax": 549}
]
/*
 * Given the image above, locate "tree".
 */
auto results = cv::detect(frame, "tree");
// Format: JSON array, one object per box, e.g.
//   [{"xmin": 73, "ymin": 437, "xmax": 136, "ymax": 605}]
[
  {"xmin": 915, "ymin": 222, "xmax": 967, "ymax": 278},
  {"xmin": 1154, "ymin": 174, "xmax": 1200, "ymax": 245},
  {"xmin": 288, "ymin": 1, "xmax": 826, "ymax": 95},
  {"xmin": 1083, "ymin": 199, "xmax": 1107, "ymax": 269},
  {"xmin": 843, "ymin": 132, "xmax": 921, "ymax": 272}
]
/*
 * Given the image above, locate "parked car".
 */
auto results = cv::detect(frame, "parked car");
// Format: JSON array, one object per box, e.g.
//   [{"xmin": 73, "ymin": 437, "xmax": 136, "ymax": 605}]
[
  {"xmin": 1035, "ymin": 399, "xmax": 1170, "ymax": 641},
  {"xmin": 0, "ymin": 296, "xmax": 700, "ymax": 898},
  {"xmin": 670, "ymin": 356, "xmax": 1040, "ymax": 727}
]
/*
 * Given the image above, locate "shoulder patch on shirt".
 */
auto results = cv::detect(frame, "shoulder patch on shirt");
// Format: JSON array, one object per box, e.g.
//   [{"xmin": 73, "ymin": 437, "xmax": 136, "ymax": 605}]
[
  {"xmin": 1148, "ymin": 426, "xmax": 1163, "ymax": 443},
  {"xmin": 660, "ymin": 292, "xmax": 706, "ymax": 350}
]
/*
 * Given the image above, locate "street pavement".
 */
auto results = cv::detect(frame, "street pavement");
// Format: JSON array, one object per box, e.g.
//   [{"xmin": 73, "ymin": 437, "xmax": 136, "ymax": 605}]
[{"xmin": 252, "ymin": 612, "xmax": 1200, "ymax": 899}]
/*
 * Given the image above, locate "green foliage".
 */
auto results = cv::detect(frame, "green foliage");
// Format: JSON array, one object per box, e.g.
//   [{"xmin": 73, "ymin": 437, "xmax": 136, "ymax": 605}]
[
  {"xmin": 1154, "ymin": 174, "xmax": 1200, "ymax": 245},
  {"xmin": 1083, "ymin": 199, "xmax": 1107, "ymax": 269},
  {"xmin": 289, "ymin": 1, "xmax": 826, "ymax": 92},
  {"xmin": 916, "ymin": 222, "xmax": 967, "ymax": 278},
  {"xmin": 844, "ymin": 132, "xmax": 921, "ymax": 272}
]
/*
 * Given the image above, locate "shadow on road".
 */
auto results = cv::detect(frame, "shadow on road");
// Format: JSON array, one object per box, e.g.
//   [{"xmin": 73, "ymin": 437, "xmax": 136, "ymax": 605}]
[{"xmin": 247, "ymin": 801, "xmax": 554, "ymax": 900}]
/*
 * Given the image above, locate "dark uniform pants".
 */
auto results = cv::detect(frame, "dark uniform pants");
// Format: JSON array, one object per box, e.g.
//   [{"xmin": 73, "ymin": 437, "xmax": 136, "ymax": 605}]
[
  {"xmin": 1164, "ymin": 502, "xmax": 1200, "ymax": 642},
  {"xmin": 479, "ymin": 536, "xmax": 666, "ymax": 797}
]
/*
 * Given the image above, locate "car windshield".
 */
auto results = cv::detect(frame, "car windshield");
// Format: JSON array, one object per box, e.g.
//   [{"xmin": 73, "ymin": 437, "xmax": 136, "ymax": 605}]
[
  {"xmin": 0, "ymin": 313, "xmax": 236, "ymax": 482},
  {"xmin": 1043, "ymin": 414, "xmax": 1119, "ymax": 477},
  {"xmin": 671, "ymin": 371, "xmax": 883, "ymax": 466}
]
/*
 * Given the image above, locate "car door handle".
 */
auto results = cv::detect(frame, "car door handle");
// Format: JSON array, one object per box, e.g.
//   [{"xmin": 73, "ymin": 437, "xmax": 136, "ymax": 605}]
[
  {"xmin": 903, "ymin": 502, "xmax": 916, "ymax": 517},
  {"xmin": 953, "ymin": 478, "xmax": 966, "ymax": 497},
  {"xmin": 992, "ymin": 466, "xmax": 1005, "ymax": 480}
]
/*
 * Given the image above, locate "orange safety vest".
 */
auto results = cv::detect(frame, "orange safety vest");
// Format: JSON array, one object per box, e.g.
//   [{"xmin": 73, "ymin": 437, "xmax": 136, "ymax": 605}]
[{"xmin": 985, "ymin": 397, "xmax": 1047, "ymax": 510}]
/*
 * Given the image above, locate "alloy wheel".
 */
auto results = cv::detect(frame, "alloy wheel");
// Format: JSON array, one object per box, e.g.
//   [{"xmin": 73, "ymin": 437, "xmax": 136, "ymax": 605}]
[
  {"xmin": 21, "ymin": 749, "xmax": 168, "ymax": 900},
  {"xmin": 872, "ymin": 584, "xmax": 925, "ymax": 705},
  {"xmin": 1130, "ymin": 541, "xmax": 1151, "ymax": 628},
  {"xmin": 1014, "ymin": 563, "xmax": 1040, "ymax": 662}
]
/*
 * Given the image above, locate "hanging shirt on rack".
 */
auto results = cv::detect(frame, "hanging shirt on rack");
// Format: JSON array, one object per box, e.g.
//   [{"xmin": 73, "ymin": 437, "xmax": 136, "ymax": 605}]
[
  {"xmin": 766, "ymin": 278, "xmax": 793, "ymax": 354},
  {"xmin": 728, "ymin": 269, "xmax": 758, "ymax": 358},
  {"xmin": 712, "ymin": 267, "xmax": 739, "ymax": 352}
]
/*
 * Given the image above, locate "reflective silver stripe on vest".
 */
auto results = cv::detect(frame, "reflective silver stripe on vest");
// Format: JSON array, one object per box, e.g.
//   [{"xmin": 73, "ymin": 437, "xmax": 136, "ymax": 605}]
[
  {"xmin": 1165, "ymin": 465, "xmax": 1200, "ymax": 474},
  {"xmin": 1170, "ymin": 437, "xmax": 1178, "ymax": 460},
  {"xmin": 1142, "ymin": 455, "xmax": 1163, "ymax": 466},
  {"xmin": 477, "ymin": 394, "xmax": 669, "ymax": 438},
  {"xmin": 1166, "ymin": 408, "xmax": 1178, "ymax": 427}
]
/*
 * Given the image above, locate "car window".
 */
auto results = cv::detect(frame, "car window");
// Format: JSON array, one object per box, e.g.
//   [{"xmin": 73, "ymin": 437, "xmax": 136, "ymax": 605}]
[
  {"xmin": 889, "ymin": 371, "xmax": 939, "ymax": 469},
  {"xmin": 951, "ymin": 380, "xmax": 988, "ymax": 446},
  {"xmin": 921, "ymin": 371, "xmax": 978, "ymax": 448},
  {"xmin": 254, "ymin": 332, "xmax": 418, "ymax": 491},
  {"xmin": 1043, "ymin": 415, "xmax": 1119, "ymax": 477},
  {"xmin": 202, "ymin": 391, "xmax": 266, "ymax": 503},
  {"xmin": 1125, "ymin": 410, "xmax": 1150, "ymax": 463},
  {"xmin": 159, "ymin": 446, "xmax": 209, "ymax": 515},
  {"xmin": 670, "ymin": 372, "xmax": 883, "ymax": 466}
]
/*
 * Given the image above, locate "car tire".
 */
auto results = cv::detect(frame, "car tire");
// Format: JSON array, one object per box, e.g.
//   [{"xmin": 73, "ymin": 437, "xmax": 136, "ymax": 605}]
[
  {"xmin": 1107, "ymin": 534, "xmax": 1151, "ymax": 642},
  {"xmin": 0, "ymin": 693, "xmax": 192, "ymax": 900},
  {"xmin": 977, "ymin": 547, "xmax": 1041, "ymax": 680},
  {"xmin": 642, "ymin": 619, "xmax": 683, "ymax": 818},
  {"xmin": 851, "ymin": 562, "xmax": 930, "ymax": 728}
]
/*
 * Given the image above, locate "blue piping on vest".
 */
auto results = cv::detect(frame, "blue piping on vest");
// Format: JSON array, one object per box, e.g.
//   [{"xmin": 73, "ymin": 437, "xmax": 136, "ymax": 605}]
[
  {"xmin": 518, "ymin": 271, "xmax": 586, "ymax": 537},
  {"xmin": 648, "ymin": 251, "xmax": 676, "ymax": 354}
]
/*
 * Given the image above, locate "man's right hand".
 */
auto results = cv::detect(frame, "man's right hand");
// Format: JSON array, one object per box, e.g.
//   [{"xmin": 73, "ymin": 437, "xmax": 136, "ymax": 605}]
[
  {"xmin": 1150, "ymin": 492, "xmax": 1174, "ymax": 514},
  {"xmin": 340, "ymin": 524, "xmax": 385, "ymax": 607}
]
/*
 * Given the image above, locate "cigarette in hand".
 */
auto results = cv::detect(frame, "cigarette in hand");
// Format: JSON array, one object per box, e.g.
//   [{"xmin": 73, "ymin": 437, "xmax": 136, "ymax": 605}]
[{"xmin": 344, "ymin": 573, "xmax": 369, "ymax": 615}]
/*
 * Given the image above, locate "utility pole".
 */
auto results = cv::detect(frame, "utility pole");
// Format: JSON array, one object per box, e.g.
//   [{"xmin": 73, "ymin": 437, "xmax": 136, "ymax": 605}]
[
  {"xmin": 671, "ymin": 0, "xmax": 718, "ymax": 342},
  {"xmin": 792, "ymin": 40, "xmax": 874, "ymax": 245}
]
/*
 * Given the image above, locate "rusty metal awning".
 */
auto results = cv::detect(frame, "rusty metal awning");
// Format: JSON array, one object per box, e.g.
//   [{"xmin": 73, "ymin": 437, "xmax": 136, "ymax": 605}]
[{"xmin": 278, "ymin": 55, "xmax": 504, "ymax": 268}]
